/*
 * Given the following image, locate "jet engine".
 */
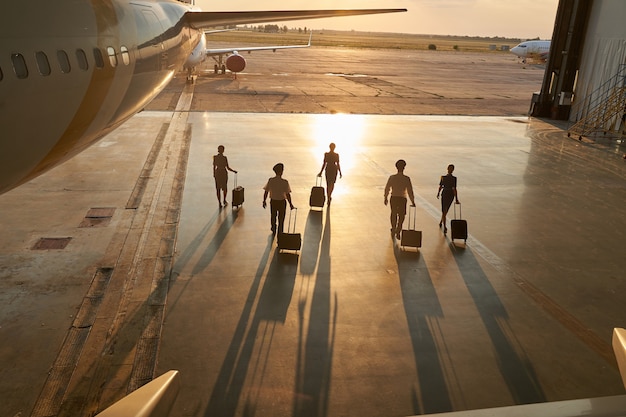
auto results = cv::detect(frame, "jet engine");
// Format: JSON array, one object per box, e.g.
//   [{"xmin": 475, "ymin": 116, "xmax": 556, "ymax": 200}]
[{"xmin": 226, "ymin": 52, "xmax": 246, "ymax": 73}]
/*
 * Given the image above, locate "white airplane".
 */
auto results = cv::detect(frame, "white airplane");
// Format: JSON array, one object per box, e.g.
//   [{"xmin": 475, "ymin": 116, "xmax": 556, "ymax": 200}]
[
  {"xmin": 202, "ymin": 31, "xmax": 313, "ymax": 75},
  {"xmin": 0, "ymin": 1, "xmax": 406, "ymax": 195},
  {"xmin": 510, "ymin": 40, "xmax": 551, "ymax": 63}
]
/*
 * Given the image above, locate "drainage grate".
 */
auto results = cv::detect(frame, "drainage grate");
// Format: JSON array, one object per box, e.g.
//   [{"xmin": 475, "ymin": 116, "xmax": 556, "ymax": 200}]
[
  {"xmin": 79, "ymin": 207, "xmax": 115, "ymax": 228},
  {"xmin": 32, "ymin": 237, "xmax": 72, "ymax": 250}
]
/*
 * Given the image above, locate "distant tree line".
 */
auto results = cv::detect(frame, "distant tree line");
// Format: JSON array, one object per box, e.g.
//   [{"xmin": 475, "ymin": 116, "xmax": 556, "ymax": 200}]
[
  {"xmin": 224, "ymin": 25, "xmax": 312, "ymax": 34},
  {"xmin": 221, "ymin": 26, "xmax": 533, "ymax": 44}
]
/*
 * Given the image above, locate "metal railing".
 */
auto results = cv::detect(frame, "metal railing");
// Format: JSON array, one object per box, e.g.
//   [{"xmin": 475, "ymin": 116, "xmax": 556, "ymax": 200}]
[{"xmin": 568, "ymin": 64, "xmax": 626, "ymax": 140}]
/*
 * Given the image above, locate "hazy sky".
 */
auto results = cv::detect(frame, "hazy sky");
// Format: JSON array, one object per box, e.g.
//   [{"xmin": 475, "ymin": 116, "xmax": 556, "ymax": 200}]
[{"xmin": 194, "ymin": 0, "xmax": 559, "ymax": 40}]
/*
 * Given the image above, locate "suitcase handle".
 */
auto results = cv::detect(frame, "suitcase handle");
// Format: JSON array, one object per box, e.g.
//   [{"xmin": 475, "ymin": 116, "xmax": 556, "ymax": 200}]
[
  {"xmin": 315, "ymin": 176, "xmax": 323, "ymax": 187},
  {"xmin": 234, "ymin": 172, "xmax": 238, "ymax": 188},
  {"xmin": 286, "ymin": 207, "xmax": 297, "ymax": 233},
  {"xmin": 407, "ymin": 205, "xmax": 416, "ymax": 230},
  {"xmin": 454, "ymin": 202, "xmax": 462, "ymax": 220}
]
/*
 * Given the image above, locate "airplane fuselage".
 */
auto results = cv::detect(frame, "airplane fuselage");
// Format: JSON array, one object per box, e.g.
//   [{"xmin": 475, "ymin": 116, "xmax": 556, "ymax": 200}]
[
  {"xmin": 510, "ymin": 40, "xmax": 550, "ymax": 61},
  {"xmin": 0, "ymin": 2, "xmax": 405, "ymax": 195},
  {"xmin": 0, "ymin": 0, "xmax": 201, "ymax": 194}
]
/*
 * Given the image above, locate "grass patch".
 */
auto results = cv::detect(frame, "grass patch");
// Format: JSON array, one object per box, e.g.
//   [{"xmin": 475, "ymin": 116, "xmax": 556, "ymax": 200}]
[{"xmin": 205, "ymin": 29, "xmax": 523, "ymax": 53}]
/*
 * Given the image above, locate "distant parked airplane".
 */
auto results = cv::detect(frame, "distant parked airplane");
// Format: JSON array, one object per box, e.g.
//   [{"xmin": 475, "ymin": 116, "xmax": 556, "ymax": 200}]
[
  {"xmin": 203, "ymin": 31, "xmax": 313, "ymax": 75},
  {"xmin": 511, "ymin": 40, "xmax": 551, "ymax": 63}
]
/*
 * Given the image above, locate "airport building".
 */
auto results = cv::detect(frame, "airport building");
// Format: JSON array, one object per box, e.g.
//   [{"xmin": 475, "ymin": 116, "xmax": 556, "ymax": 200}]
[{"xmin": 533, "ymin": 0, "xmax": 626, "ymax": 141}]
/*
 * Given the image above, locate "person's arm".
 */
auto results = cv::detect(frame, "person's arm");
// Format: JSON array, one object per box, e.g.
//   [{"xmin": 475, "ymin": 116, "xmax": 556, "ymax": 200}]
[
  {"xmin": 436, "ymin": 176, "xmax": 443, "ymax": 199},
  {"xmin": 263, "ymin": 181, "xmax": 269, "ymax": 208},
  {"xmin": 337, "ymin": 156, "xmax": 342, "ymax": 178},
  {"xmin": 225, "ymin": 157, "xmax": 237, "ymax": 173},
  {"xmin": 384, "ymin": 177, "xmax": 391, "ymax": 205},
  {"xmin": 453, "ymin": 177, "xmax": 459, "ymax": 203},
  {"xmin": 317, "ymin": 159, "xmax": 326, "ymax": 177},
  {"xmin": 212, "ymin": 156, "xmax": 217, "ymax": 177},
  {"xmin": 407, "ymin": 178, "xmax": 416, "ymax": 206},
  {"xmin": 286, "ymin": 192, "xmax": 295, "ymax": 210}
]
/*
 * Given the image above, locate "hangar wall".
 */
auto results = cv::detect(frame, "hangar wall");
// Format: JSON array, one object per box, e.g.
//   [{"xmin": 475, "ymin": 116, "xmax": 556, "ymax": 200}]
[{"xmin": 573, "ymin": 0, "xmax": 626, "ymax": 122}]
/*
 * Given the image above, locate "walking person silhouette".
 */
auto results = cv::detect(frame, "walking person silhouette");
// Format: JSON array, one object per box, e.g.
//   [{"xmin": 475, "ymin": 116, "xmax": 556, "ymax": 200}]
[
  {"xmin": 263, "ymin": 163, "xmax": 295, "ymax": 235},
  {"xmin": 317, "ymin": 142, "xmax": 342, "ymax": 205},
  {"xmin": 384, "ymin": 159, "xmax": 416, "ymax": 239},
  {"xmin": 213, "ymin": 145, "xmax": 237, "ymax": 207},
  {"xmin": 436, "ymin": 164, "xmax": 460, "ymax": 234}
]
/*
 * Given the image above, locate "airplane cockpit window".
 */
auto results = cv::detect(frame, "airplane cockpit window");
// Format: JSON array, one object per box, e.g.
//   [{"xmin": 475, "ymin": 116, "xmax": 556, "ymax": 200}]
[
  {"xmin": 120, "ymin": 46, "xmax": 130, "ymax": 66},
  {"xmin": 57, "ymin": 50, "xmax": 71, "ymax": 73},
  {"xmin": 107, "ymin": 46, "xmax": 118, "ymax": 67},
  {"xmin": 11, "ymin": 53, "xmax": 28, "ymax": 79},
  {"xmin": 93, "ymin": 48, "xmax": 104, "ymax": 69},
  {"xmin": 35, "ymin": 51, "xmax": 51, "ymax": 76},
  {"xmin": 76, "ymin": 49, "xmax": 89, "ymax": 71}
]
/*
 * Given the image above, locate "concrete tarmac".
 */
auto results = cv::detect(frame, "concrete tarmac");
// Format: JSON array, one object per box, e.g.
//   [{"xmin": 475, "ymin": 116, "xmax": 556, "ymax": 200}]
[{"xmin": 1, "ymin": 48, "xmax": 626, "ymax": 417}]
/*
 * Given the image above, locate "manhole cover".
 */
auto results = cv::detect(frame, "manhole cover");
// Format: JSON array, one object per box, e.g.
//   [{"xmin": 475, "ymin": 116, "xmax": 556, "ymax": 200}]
[{"xmin": 32, "ymin": 237, "xmax": 72, "ymax": 250}]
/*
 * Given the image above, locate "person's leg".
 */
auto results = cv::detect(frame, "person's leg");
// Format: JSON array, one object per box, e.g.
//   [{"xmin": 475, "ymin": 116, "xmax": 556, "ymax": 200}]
[
  {"xmin": 325, "ymin": 172, "xmax": 337, "ymax": 203},
  {"xmin": 216, "ymin": 173, "xmax": 228, "ymax": 206},
  {"xmin": 215, "ymin": 178, "xmax": 222, "ymax": 206},
  {"xmin": 390, "ymin": 197, "xmax": 403, "ymax": 236},
  {"xmin": 270, "ymin": 200, "xmax": 279, "ymax": 233},
  {"xmin": 396, "ymin": 199, "xmax": 407, "ymax": 238},
  {"xmin": 439, "ymin": 199, "xmax": 445, "ymax": 227},
  {"xmin": 441, "ymin": 193, "xmax": 453, "ymax": 233},
  {"xmin": 277, "ymin": 200, "xmax": 287, "ymax": 234},
  {"xmin": 222, "ymin": 188, "xmax": 228, "ymax": 205}
]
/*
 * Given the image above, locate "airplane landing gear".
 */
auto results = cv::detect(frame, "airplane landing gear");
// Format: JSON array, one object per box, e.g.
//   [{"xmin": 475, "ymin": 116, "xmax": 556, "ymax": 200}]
[
  {"xmin": 186, "ymin": 67, "xmax": 197, "ymax": 83},
  {"xmin": 214, "ymin": 63, "xmax": 227, "ymax": 74}
]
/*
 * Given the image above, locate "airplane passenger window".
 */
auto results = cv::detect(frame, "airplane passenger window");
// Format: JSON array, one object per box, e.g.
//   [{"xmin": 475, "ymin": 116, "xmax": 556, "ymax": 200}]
[
  {"xmin": 35, "ymin": 51, "xmax": 51, "ymax": 76},
  {"xmin": 93, "ymin": 48, "xmax": 104, "ymax": 69},
  {"xmin": 120, "ymin": 46, "xmax": 130, "ymax": 66},
  {"xmin": 57, "ymin": 50, "xmax": 71, "ymax": 73},
  {"xmin": 11, "ymin": 53, "xmax": 28, "ymax": 79},
  {"xmin": 76, "ymin": 49, "xmax": 89, "ymax": 71},
  {"xmin": 107, "ymin": 46, "xmax": 118, "ymax": 67}
]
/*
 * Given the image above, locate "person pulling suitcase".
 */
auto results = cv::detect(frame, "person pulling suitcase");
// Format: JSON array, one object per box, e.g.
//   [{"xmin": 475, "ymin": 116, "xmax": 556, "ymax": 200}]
[
  {"xmin": 262, "ymin": 163, "xmax": 295, "ymax": 236},
  {"xmin": 213, "ymin": 145, "xmax": 237, "ymax": 208},
  {"xmin": 384, "ymin": 159, "xmax": 416, "ymax": 239},
  {"xmin": 436, "ymin": 164, "xmax": 459, "ymax": 235},
  {"xmin": 317, "ymin": 142, "xmax": 342, "ymax": 206}
]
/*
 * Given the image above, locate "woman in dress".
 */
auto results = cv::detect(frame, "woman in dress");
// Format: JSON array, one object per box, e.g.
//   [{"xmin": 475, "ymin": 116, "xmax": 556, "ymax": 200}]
[
  {"xmin": 317, "ymin": 142, "xmax": 342, "ymax": 205},
  {"xmin": 213, "ymin": 145, "xmax": 237, "ymax": 207},
  {"xmin": 436, "ymin": 164, "xmax": 460, "ymax": 234}
]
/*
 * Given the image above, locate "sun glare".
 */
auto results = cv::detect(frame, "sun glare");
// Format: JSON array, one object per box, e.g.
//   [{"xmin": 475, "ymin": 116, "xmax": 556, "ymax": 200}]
[{"xmin": 308, "ymin": 113, "xmax": 367, "ymax": 173}]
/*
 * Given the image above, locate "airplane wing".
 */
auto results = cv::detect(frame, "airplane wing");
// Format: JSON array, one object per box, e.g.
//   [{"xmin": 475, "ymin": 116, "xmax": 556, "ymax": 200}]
[
  {"xmin": 185, "ymin": 9, "xmax": 407, "ymax": 30},
  {"xmin": 206, "ymin": 32, "xmax": 312, "ymax": 56}
]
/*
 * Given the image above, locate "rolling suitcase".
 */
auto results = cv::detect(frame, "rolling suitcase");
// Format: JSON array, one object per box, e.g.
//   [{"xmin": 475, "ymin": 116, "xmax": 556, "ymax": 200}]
[
  {"xmin": 309, "ymin": 176, "xmax": 325, "ymax": 208},
  {"xmin": 401, "ymin": 205, "xmax": 422, "ymax": 249},
  {"xmin": 232, "ymin": 173, "xmax": 244, "ymax": 208},
  {"xmin": 451, "ymin": 202, "xmax": 467, "ymax": 242},
  {"xmin": 278, "ymin": 208, "xmax": 302, "ymax": 252}
]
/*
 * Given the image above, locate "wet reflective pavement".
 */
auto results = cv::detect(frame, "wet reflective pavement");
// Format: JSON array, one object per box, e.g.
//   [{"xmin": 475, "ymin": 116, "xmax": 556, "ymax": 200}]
[{"xmin": 2, "ymin": 98, "xmax": 626, "ymax": 415}]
